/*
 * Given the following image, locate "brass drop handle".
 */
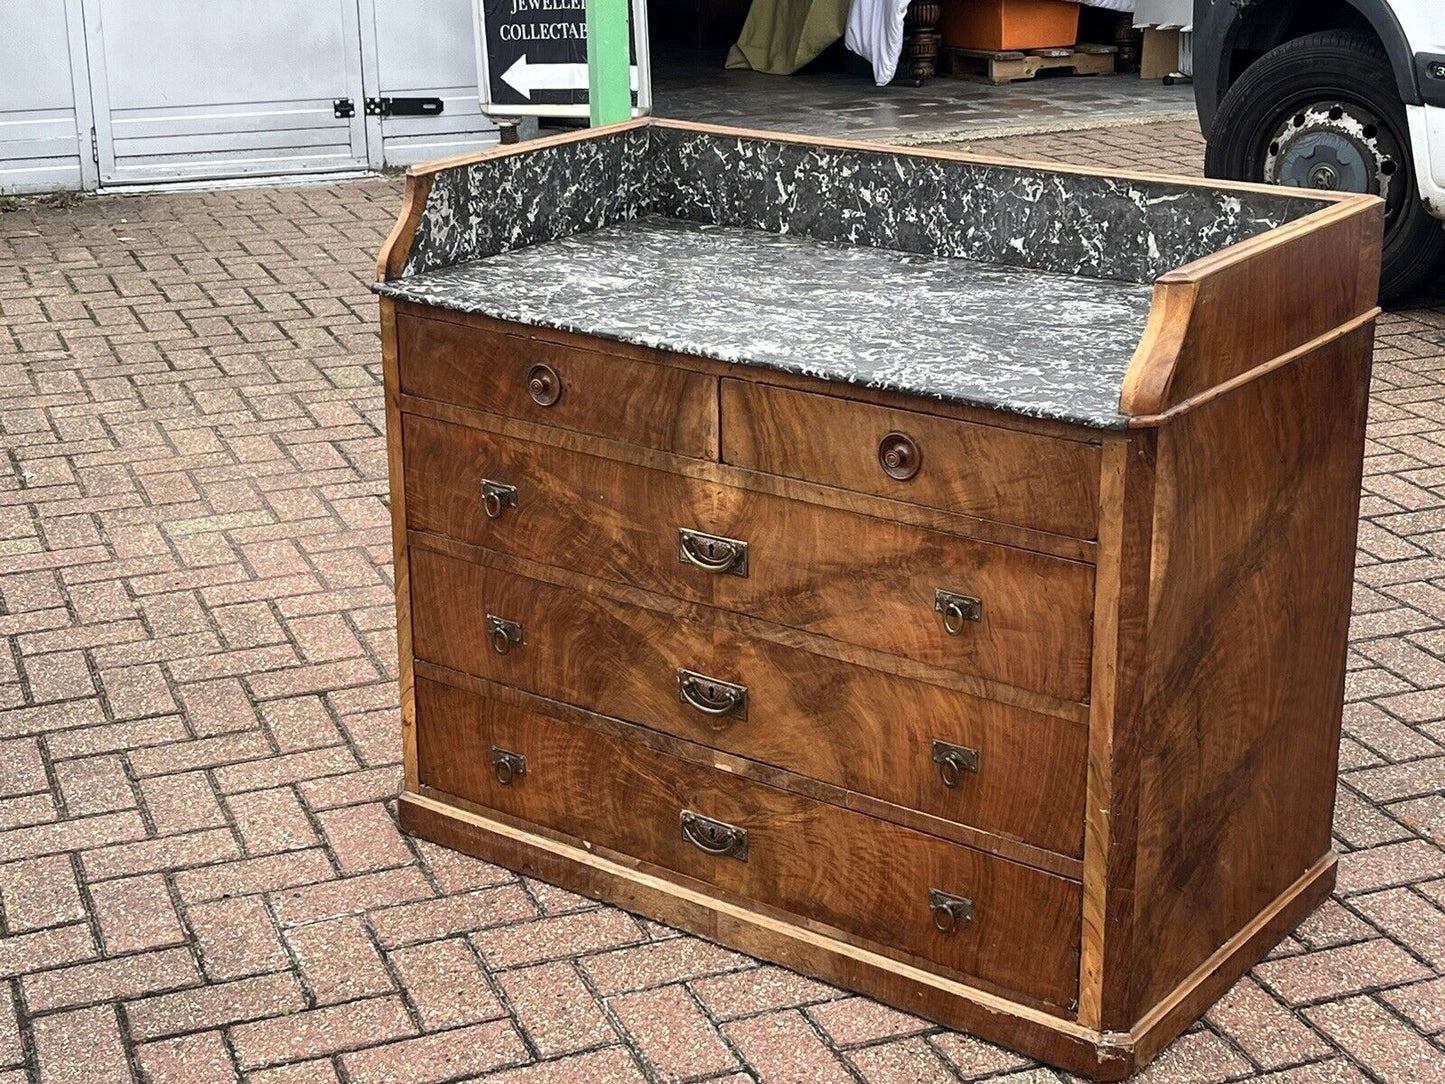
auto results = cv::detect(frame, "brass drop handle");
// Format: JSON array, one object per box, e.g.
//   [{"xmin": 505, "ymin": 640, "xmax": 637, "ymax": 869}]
[
  {"xmin": 680, "ymin": 810, "xmax": 749, "ymax": 860},
  {"xmin": 677, "ymin": 669, "xmax": 748, "ymax": 720},
  {"xmin": 480, "ymin": 479, "xmax": 517, "ymax": 520},
  {"xmin": 878, "ymin": 431, "xmax": 921, "ymax": 480},
  {"xmin": 677, "ymin": 528, "xmax": 749, "ymax": 577},
  {"xmin": 935, "ymin": 589, "xmax": 983, "ymax": 635},
  {"xmin": 491, "ymin": 746, "xmax": 526, "ymax": 785},
  {"xmin": 527, "ymin": 363, "xmax": 561, "ymax": 407},
  {"xmin": 486, "ymin": 614, "xmax": 523, "ymax": 655},
  {"xmin": 931, "ymin": 740, "xmax": 980, "ymax": 788},
  {"xmin": 929, "ymin": 888, "xmax": 976, "ymax": 934}
]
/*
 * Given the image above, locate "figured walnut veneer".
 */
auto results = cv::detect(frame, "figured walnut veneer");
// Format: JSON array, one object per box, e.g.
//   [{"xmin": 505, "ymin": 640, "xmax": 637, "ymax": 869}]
[{"xmin": 376, "ymin": 121, "xmax": 1383, "ymax": 1079}]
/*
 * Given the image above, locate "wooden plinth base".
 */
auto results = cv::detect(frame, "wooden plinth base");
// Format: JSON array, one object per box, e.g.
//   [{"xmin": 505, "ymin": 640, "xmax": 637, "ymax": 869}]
[{"xmin": 400, "ymin": 791, "xmax": 1336, "ymax": 1081}]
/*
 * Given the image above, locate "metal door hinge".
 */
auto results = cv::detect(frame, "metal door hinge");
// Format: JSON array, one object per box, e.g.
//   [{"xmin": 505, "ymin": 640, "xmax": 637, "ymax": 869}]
[
  {"xmin": 365, "ymin": 97, "xmax": 444, "ymax": 118},
  {"xmin": 90, "ymin": 128, "xmax": 99, "ymax": 163},
  {"xmin": 334, "ymin": 98, "xmax": 355, "ymax": 119}
]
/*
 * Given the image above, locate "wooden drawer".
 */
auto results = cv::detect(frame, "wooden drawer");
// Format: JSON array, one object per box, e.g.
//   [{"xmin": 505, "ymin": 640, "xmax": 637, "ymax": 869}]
[
  {"xmin": 722, "ymin": 380, "xmax": 1101, "ymax": 539},
  {"xmin": 403, "ymin": 414, "xmax": 1095, "ymax": 701},
  {"xmin": 396, "ymin": 312, "xmax": 718, "ymax": 457},
  {"xmin": 410, "ymin": 545, "xmax": 1087, "ymax": 857},
  {"xmin": 416, "ymin": 676, "xmax": 1083, "ymax": 1011}
]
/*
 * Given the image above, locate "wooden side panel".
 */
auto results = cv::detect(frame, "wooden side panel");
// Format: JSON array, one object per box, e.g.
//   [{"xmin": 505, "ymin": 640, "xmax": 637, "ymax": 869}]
[
  {"xmin": 415, "ymin": 676, "xmax": 1083, "ymax": 1011},
  {"xmin": 402, "ymin": 414, "xmax": 1096, "ymax": 701},
  {"xmin": 1078, "ymin": 433, "xmax": 1156, "ymax": 1031},
  {"xmin": 720, "ymin": 379, "xmax": 1101, "ymax": 539},
  {"xmin": 1121, "ymin": 200, "xmax": 1382, "ymax": 418},
  {"xmin": 398, "ymin": 313, "xmax": 720, "ymax": 458},
  {"xmin": 379, "ymin": 298, "xmax": 419, "ymax": 793},
  {"xmin": 1126, "ymin": 325, "xmax": 1373, "ymax": 1018},
  {"xmin": 409, "ymin": 545, "xmax": 1088, "ymax": 857}
]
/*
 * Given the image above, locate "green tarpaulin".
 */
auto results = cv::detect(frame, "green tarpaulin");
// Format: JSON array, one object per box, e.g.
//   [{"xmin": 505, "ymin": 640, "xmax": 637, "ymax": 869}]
[{"xmin": 725, "ymin": 0, "xmax": 851, "ymax": 75}]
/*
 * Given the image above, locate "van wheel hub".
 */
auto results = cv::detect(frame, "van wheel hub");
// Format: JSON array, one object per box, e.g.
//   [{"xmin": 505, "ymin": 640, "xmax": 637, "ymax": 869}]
[{"xmin": 1263, "ymin": 103, "xmax": 1403, "ymax": 219}]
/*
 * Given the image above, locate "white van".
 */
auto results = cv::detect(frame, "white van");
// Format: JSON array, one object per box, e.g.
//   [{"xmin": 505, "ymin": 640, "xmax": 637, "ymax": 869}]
[{"xmin": 1194, "ymin": 0, "xmax": 1445, "ymax": 299}]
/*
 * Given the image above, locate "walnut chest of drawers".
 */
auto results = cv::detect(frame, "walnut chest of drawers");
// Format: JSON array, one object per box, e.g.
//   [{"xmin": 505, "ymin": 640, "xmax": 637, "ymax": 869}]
[{"xmin": 374, "ymin": 120, "xmax": 1383, "ymax": 1079}]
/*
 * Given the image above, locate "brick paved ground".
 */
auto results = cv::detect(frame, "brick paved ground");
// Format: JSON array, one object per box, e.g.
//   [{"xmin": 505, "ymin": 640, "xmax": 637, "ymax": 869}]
[{"xmin": 2, "ymin": 119, "xmax": 1444, "ymax": 1084}]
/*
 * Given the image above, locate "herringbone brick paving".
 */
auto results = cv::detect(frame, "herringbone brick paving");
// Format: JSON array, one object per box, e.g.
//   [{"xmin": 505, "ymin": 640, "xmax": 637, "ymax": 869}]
[{"xmin": 1, "ymin": 119, "xmax": 1443, "ymax": 1083}]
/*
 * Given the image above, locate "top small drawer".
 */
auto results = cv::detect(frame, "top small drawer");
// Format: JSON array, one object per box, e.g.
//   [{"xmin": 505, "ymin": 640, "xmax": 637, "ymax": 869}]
[
  {"xmin": 722, "ymin": 380, "xmax": 1100, "ymax": 539},
  {"xmin": 396, "ymin": 312, "xmax": 718, "ymax": 458}
]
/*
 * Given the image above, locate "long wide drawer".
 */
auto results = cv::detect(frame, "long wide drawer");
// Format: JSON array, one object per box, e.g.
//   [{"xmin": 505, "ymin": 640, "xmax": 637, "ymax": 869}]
[
  {"xmin": 415, "ymin": 676, "xmax": 1083, "ymax": 1011},
  {"xmin": 403, "ymin": 413, "xmax": 1095, "ymax": 701},
  {"xmin": 721, "ymin": 379, "xmax": 1101, "ymax": 539},
  {"xmin": 396, "ymin": 312, "xmax": 718, "ymax": 458},
  {"xmin": 410, "ymin": 545, "xmax": 1087, "ymax": 857}
]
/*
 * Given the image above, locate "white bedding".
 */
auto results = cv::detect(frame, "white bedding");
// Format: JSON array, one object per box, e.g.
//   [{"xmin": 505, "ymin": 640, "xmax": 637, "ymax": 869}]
[
  {"xmin": 846, "ymin": 0, "xmax": 1136, "ymax": 87},
  {"xmin": 845, "ymin": 0, "xmax": 913, "ymax": 86}
]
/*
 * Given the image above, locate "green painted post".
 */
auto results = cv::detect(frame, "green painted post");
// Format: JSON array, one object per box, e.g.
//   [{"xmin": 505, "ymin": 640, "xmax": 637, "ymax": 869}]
[{"xmin": 586, "ymin": 0, "xmax": 632, "ymax": 126}]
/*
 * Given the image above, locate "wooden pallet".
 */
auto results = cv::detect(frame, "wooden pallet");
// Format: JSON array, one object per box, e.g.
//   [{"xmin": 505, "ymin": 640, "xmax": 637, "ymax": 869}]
[{"xmin": 941, "ymin": 43, "xmax": 1117, "ymax": 84}]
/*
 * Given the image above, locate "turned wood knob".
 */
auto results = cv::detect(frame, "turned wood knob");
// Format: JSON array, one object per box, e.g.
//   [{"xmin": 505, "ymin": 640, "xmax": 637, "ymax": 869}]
[
  {"xmin": 878, "ymin": 432, "xmax": 921, "ymax": 480},
  {"xmin": 527, "ymin": 363, "xmax": 561, "ymax": 407}
]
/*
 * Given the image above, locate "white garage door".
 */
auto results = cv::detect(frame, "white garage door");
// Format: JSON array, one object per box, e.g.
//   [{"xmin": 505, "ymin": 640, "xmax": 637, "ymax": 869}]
[
  {"xmin": 364, "ymin": 0, "xmax": 498, "ymax": 166},
  {"xmin": 82, "ymin": 0, "xmax": 372, "ymax": 183},
  {"xmin": 0, "ymin": 2, "xmax": 95, "ymax": 192},
  {"xmin": 0, "ymin": 0, "xmax": 498, "ymax": 193}
]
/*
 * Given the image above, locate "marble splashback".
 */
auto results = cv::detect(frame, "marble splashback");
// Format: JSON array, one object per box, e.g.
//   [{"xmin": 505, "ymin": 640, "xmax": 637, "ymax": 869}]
[
  {"xmin": 648, "ymin": 126, "xmax": 1324, "ymax": 283},
  {"xmin": 395, "ymin": 121, "xmax": 1330, "ymax": 284},
  {"xmin": 401, "ymin": 127, "xmax": 651, "ymax": 278}
]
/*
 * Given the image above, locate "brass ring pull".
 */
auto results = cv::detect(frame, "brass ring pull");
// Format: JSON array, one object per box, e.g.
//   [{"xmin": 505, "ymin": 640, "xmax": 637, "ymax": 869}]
[
  {"xmin": 486, "ymin": 614, "xmax": 523, "ymax": 655},
  {"xmin": 678, "ymin": 529, "xmax": 749, "ymax": 577},
  {"xmin": 680, "ymin": 810, "xmax": 749, "ymax": 860},
  {"xmin": 878, "ymin": 432, "xmax": 921, "ymax": 481},
  {"xmin": 527, "ymin": 363, "xmax": 561, "ymax": 407},
  {"xmin": 935, "ymin": 589, "xmax": 982, "ymax": 635},
  {"xmin": 939, "ymin": 754, "xmax": 963, "ymax": 788},
  {"xmin": 678, "ymin": 669, "xmax": 748, "ymax": 720},
  {"xmin": 931, "ymin": 740, "xmax": 979, "ymax": 789},
  {"xmin": 491, "ymin": 746, "xmax": 526, "ymax": 785},
  {"xmin": 480, "ymin": 479, "xmax": 517, "ymax": 520},
  {"xmin": 928, "ymin": 888, "xmax": 975, "ymax": 935}
]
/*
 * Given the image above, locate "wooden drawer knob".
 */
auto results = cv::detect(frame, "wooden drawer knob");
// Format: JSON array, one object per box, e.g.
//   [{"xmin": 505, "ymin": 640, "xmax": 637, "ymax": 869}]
[
  {"xmin": 527, "ymin": 363, "xmax": 561, "ymax": 407},
  {"xmin": 878, "ymin": 431, "xmax": 921, "ymax": 480}
]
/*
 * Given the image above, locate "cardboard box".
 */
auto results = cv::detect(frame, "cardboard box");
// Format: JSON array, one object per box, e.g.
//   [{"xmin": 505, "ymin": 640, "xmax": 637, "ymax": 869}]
[
  {"xmin": 1140, "ymin": 26, "xmax": 1181, "ymax": 79},
  {"xmin": 939, "ymin": 0, "xmax": 1080, "ymax": 53}
]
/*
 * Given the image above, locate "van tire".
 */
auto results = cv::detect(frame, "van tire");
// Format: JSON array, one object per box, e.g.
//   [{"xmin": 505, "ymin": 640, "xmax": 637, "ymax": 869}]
[{"xmin": 1205, "ymin": 30, "xmax": 1444, "ymax": 303}]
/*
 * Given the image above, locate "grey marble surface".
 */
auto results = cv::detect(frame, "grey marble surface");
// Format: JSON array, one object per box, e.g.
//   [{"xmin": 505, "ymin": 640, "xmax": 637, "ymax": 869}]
[{"xmin": 377, "ymin": 215, "xmax": 1155, "ymax": 429}]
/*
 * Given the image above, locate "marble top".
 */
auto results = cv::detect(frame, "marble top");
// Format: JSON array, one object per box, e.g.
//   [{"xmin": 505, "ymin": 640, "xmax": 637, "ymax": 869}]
[{"xmin": 376, "ymin": 215, "xmax": 1155, "ymax": 429}]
